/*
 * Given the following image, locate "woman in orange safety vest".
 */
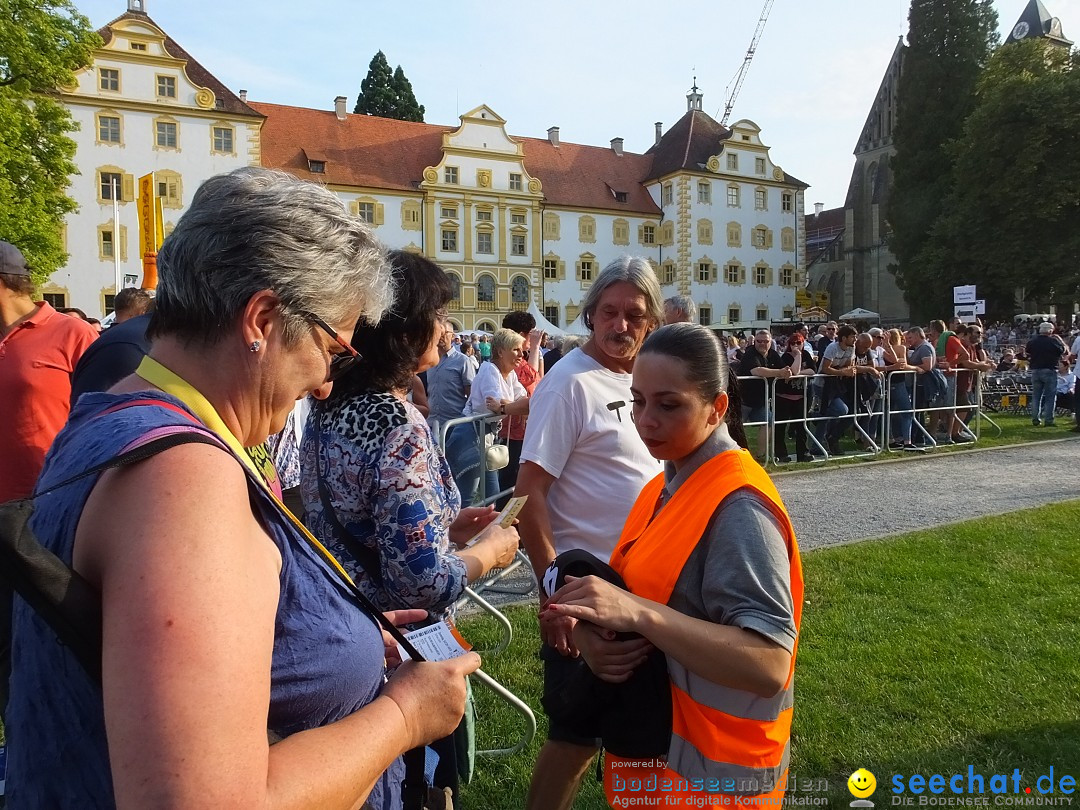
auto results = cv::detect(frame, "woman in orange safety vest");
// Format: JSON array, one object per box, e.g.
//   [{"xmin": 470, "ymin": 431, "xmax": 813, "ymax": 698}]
[{"xmin": 545, "ymin": 322, "xmax": 803, "ymax": 808}]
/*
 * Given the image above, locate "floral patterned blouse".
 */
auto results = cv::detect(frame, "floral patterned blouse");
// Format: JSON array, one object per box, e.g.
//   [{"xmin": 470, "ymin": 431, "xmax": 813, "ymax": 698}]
[{"xmin": 300, "ymin": 391, "xmax": 467, "ymax": 615}]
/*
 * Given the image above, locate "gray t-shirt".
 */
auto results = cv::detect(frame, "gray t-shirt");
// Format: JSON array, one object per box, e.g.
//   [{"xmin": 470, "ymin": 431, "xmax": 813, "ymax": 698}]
[
  {"xmin": 907, "ymin": 341, "xmax": 935, "ymax": 369},
  {"xmin": 426, "ymin": 351, "xmax": 475, "ymax": 425},
  {"xmin": 821, "ymin": 340, "xmax": 854, "ymax": 370},
  {"xmin": 665, "ymin": 430, "xmax": 797, "ymax": 652}
]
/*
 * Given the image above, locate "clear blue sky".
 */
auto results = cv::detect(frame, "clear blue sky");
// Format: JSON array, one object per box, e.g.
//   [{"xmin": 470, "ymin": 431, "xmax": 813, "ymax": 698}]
[{"xmin": 75, "ymin": 0, "xmax": 1080, "ymax": 209}]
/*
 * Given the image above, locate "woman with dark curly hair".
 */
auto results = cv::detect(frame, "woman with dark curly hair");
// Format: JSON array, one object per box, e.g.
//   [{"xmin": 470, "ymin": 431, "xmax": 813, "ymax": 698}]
[{"xmin": 301, "ymin": 250, "xmax": 518, "ymax": 616}]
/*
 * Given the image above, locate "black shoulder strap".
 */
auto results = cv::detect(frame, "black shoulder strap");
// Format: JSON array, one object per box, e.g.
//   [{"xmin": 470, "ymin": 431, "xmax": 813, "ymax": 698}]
[{"xmin": 1, "ymin": 431, "xmax": 222, "ymax": 686}]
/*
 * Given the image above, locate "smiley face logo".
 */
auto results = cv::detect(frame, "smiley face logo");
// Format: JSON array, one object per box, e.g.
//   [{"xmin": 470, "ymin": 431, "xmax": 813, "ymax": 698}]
[{"xmin": 848, "ymin": 769, "xmax": 877, "ymax": 798}]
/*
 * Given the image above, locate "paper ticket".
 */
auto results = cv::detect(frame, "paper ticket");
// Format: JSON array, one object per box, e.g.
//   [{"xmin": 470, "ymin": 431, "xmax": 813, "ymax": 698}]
[
  {"xmin": 397, "ymin": 619, "xmax": 473, "ymax": 663},
  {"xmin": 465, "ymin": 495, "xmax": 528, "ymax": 546}
]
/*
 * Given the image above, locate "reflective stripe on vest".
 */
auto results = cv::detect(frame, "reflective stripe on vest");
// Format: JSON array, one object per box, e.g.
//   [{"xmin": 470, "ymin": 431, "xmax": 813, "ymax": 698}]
[{"xmin": 611, "ymin": 448, "xmax": 803, "ymax": 794}]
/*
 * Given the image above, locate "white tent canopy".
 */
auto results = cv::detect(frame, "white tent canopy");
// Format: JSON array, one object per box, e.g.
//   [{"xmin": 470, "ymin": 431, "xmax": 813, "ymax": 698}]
[
  {"xmin": 527, "ymin": 302, "xmax": 564, "ymax": 336},
  {"xmin": 564, "ymin": 312, "xmax": 589, "ymax": 336},
  {"xmin": 839, "ymin": 307, "xmax": 880, "ymax": 321}
]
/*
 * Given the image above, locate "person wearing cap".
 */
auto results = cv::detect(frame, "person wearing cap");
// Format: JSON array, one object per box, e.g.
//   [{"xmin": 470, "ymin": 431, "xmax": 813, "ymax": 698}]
[
  {"xmin": 0, "ymin": 241, "xmax": 98, "ymax": 503},
  {"xmin": 868, "ymin": 327, "xmax": 886, "ymax": 368},
  {"xmin": 1025, "ymin": 322, "xmax": 1067, "ymax": 426}
]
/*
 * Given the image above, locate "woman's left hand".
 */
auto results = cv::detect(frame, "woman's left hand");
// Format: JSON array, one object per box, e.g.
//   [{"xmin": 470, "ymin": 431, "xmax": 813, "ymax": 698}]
[
  {"xmin": 449, "ymin": 505, "xmax": 499, "ymax": 547},
  {"xmin": 544, "ymin": 575, "xmax": 649, "ymax": 634},
  {"xmin": 381, "ymin": 609, "xmax": 429, "ymax": 666}
]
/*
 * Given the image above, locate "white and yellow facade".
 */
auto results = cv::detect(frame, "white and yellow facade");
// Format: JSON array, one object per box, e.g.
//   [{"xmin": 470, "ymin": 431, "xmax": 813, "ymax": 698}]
[
  {"xmin": 56, "ymin": 5, "xmax": 806, "ymax": 331},
  {"xmin": 48, "ymin": 3, "xmax": 261, "ymax": 316}
]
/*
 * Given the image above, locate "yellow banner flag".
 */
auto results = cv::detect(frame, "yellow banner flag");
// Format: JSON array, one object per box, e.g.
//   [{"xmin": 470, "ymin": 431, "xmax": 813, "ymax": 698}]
[
  {"xmin": 138, "ymin": 173, "xmax": 158, "ymax": 257},
  {"xmin": 154, "ymin": 195, "xmax": 164, "ymax": 250}
]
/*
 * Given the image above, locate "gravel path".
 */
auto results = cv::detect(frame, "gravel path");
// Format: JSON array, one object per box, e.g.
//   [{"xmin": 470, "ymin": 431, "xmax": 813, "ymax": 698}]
[
  {"xmin": 775, "ymin": 437, "xmax": 1079, "ymax": 549},
  {"xmin": 464, "ymin": 437, "xmax": 1080, "ymax": 612}
]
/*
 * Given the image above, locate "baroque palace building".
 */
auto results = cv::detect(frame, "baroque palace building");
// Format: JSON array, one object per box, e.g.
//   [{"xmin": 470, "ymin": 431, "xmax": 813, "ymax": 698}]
[{"xmin": 53, "ymin": 2, "xmax": 808, "ymax": 329}]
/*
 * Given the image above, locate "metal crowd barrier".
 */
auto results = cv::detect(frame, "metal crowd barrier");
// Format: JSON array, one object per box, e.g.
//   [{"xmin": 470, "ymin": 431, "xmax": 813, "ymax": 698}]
[
  {"xmin": 433, "ymin": 409, "xmax": 537, "ymax": 757},
  {"xmin": 739, "ymin": 367, "xmax": 995, "ymax": 467}
]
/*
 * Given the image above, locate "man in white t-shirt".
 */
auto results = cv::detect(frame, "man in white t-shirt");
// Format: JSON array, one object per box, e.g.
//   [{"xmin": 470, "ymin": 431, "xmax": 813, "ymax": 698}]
[{"xmin": 515, "ymin": 256, "xmax": 663, "ymax": 810}]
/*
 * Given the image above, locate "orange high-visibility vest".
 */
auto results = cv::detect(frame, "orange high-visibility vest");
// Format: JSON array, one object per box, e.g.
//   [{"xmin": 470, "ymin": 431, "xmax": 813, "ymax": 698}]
[{"xmin": 609, "ymin": 447, "xmax": 803, "ymax": 805}]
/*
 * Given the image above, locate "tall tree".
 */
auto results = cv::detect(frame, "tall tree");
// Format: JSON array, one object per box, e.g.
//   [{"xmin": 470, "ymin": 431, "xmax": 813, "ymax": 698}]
[
  {"xmin": 391, "ymin": 65, "xmax": 425, "ymax": 123},
  {"xmin": 354, "ymin": 51, "xmax": 398, "ymax": 117},
  {"xmin": 354, "ymin": 51, "xmax": 425, "ymax": 122},
  {"xmin": 886, "ymin": 0, "xmax": 999, "ymax": 321},
  {"xmin": 925, "ymin": 40, "xmax": 1080, "ymax": 318},
  {"xmin": 0, "ymin": 0, "xmax": 101, "ymax": 285}
]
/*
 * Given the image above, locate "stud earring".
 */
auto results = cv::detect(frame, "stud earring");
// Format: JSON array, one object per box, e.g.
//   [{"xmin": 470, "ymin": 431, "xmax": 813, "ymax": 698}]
[{"xmin": 249, "ymin": 340, "xmax": 261, "ymax": 353}]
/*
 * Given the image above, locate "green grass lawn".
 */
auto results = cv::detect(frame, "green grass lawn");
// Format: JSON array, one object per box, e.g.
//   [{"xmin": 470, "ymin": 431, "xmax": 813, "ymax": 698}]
[{"xmin": 459, "ymin": 500, "xmax": 1080, "ymax": 809}]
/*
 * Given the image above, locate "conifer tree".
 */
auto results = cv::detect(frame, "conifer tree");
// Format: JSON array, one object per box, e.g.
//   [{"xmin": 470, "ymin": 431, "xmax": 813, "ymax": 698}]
[
  {"xmin": 354, "ymin": 52, "xmax": 425, "ymax": 122},
  {"xmin": 354, "ymin": 51, "xmax": 397, "ymax": 117},
  {"xmin": 391, "ymin": 66, "xmax": 425, "ymax": 123},
  {"xmin": 886, "ymin": 0, "xmax": 998, "ymax": 321}
]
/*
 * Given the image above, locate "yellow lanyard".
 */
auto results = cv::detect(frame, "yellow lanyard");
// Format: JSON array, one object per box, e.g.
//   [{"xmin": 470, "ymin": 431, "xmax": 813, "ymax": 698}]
[{"xmin": 134, "ymin": 356, "xmax": 358, "ymax": 587}]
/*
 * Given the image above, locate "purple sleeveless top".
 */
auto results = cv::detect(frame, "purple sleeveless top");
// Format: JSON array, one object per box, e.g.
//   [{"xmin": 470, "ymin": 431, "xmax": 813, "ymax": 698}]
[{"xmin": 5, "ymin": 391, "xmax": 402, "ymax": 808}]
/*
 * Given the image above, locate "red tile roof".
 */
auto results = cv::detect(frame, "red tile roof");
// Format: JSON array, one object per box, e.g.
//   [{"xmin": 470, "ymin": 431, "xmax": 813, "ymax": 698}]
[
  {"xmin": 516, "ymin": 136, "xmax": 658, "ymax": 214},
  {"xmin": 251, "ymin": 102, "xmax": 661, "ymax": 215},
  {"xmin": 647, "ymin": 109, "xmax": 731, "ymax": 180},
  {"xmin": 98, "ymin": 11, "xmax": 263, "ymax": 119},
  {"xmin": 251, "ymin": 102, "xmax": 449, "ymax": 191}
]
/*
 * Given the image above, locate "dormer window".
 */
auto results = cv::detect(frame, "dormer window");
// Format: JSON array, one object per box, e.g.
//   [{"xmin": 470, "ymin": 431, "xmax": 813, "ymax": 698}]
[
  {"xmin": 304, "ymin": 148, "xmax": 327, "ymax": 174},
  {"xmin": 614, "ymin": 191, "xmax": 628, "ymax": 203}
]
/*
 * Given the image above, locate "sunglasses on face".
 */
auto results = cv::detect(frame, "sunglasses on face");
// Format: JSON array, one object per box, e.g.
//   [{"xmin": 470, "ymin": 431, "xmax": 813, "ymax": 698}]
[{"xmin": 307, "ymin": 313, "xmax": 361, "ymax": 381}]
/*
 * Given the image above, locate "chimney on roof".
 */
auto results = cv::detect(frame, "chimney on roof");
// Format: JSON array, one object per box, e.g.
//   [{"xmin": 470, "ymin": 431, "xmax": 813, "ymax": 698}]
[
  {"xmin": 128, "ymin": 0, "xmax": 145, "ymax": 12},
  {"xmin": 239, "ymin": 89, "xmax": 247, "ymax": 103},
  {"xmin": 334, "ymin": 95, "xmax": 347, "ymax": 121},
  {"xmin": 814, "ymin": 202, "xmax": 824, "ymax": 216},
  {"xmin": 611, "ymin": 137, "xmax": 624, "ymax": 157},
  {"xmin": 654, "ymin": 122, "xmax": 663, "ymax": 145},
  {"xmin": 548, "ymin": 126, "xmax": 560, "ymax": 147}
]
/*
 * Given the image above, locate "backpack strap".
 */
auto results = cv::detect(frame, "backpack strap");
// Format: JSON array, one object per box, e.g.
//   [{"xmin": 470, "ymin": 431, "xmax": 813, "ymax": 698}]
[{"xmin": 1, "ymin": 431, "xmax": 223, "ymax": 686}]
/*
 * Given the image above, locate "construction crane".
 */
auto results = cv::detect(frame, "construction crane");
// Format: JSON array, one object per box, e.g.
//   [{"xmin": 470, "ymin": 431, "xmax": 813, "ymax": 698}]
[{"xmin": 720, "ymin": 0, "xmax": 776, "ymax": 127}]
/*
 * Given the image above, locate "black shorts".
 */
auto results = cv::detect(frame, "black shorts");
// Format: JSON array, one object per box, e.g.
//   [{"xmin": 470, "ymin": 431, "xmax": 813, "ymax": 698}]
[{"xmin": 540, "ymin": 644, "xmax": 601, "ymax": 747}]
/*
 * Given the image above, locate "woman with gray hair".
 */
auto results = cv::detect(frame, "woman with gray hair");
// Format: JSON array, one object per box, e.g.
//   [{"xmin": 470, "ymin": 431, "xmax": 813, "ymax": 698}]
[{"xmin": 5, "ymin": 168, "xmax": 477, "ymax": 809}]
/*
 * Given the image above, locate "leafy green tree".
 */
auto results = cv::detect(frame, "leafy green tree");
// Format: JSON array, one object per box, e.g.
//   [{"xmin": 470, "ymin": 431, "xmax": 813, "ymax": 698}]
[
  {"xmin": 925, "ymin": 40, "xmax": 1080, "ymax": 318},
  {"xmin": 391, "ymin": 65, "xmax": 424, "ymax": 123},
  {"xmin": 354, "ymin": 51, "xmax": 425, "ymax": 122},
  {"xmin": 354, "ymin": 51, "xmax": 397, "ymax": 117},
  {"xmin": 887, "ymin": 0, "xmax": 998, "ymax": 321},
  {"xmin": 0, "ymin": 0, "xmax": 101, "ymax": 285}
]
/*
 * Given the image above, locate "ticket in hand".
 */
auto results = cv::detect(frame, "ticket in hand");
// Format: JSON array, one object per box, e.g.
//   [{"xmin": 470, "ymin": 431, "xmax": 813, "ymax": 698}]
[
  {"xmin": 397, "ymin": 619, "xmax": 473, "ymax": 663},
  {"xmin": 465, "ymin": 495, "xmax": 528, "ymax": 545}
]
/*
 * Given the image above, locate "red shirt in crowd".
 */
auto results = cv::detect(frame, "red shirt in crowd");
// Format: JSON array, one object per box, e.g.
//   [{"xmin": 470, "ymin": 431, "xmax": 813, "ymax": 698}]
[
  {"xmin": 499, "ymin": 356, "xmax": 541, "ymax": 442},
  {"xmin": 0, "ymin": 302, "xmax": 98, "ymax": 501}
]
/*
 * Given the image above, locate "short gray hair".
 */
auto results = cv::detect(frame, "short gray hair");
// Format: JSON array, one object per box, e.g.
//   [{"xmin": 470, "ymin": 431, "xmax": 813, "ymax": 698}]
[
  {"xmin": 150, "ymin": 167, "xmax": 391, "ymax": 346},
  {"xmin": 581, "ymin": 255, "xmax": 663, "ymax": 331},
  {"xmin": 664, "ymin": 294, "xmax": 697, "ymax": 324}
]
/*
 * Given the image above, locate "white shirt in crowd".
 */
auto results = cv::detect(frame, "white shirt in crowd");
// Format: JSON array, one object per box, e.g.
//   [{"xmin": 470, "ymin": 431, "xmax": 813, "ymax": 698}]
[
  {"xmin": 519, "ymin": 347, "xmax": 660, "ymax": 561},
  {"xmin": 463, "ymin": 360, "xmax": 526, "ymax": 416}
]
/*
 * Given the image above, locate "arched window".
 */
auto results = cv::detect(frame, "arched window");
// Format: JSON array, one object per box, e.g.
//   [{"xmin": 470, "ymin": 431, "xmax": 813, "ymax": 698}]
[
  {"xmin": 511, "ymin": 276, "xmax": 529, "ymax": 303},
  {"xmin": 477, "ymin": 275, "xmax": 496, "ymax": 303},
  {"xmin": 446, "ymin": 272, "xmax": 461, "ymax": 302}
]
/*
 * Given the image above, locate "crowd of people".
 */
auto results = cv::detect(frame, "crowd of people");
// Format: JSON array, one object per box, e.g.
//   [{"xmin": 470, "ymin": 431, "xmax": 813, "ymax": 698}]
[
  {"xmin": 0, "ymin": 165, "xmax": 1074, "ymax": 809},
  {"xmin": 719, "ymin": 314, "xmax": 1080, "ymax": 463},
  {"xmin": 1, "ymin": 168, "xmax": 801, "ymax": 810}
]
